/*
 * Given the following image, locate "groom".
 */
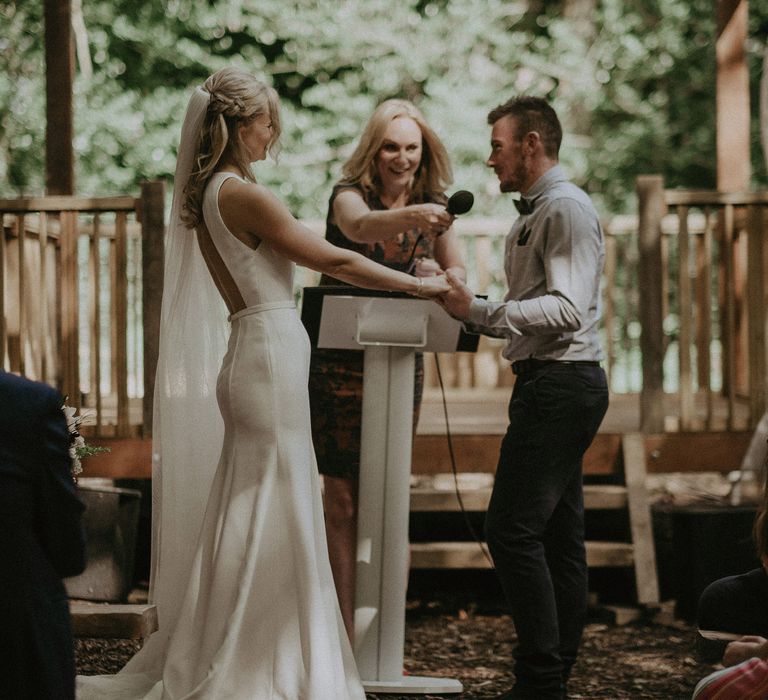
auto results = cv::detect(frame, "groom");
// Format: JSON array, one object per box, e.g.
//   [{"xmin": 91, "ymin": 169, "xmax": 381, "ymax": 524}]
[
  {"xmin": 0, "ymin": 370, "xmax": 86, "ymax": 700},
  {"xmin": 440, "ymin": 96, "xmax": 609, "ymax": 699}
]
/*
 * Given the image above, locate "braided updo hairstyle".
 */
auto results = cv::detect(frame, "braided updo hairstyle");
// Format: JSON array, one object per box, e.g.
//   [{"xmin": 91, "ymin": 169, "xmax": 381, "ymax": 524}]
[{"xmin": 182, "ymin": 67, "xmax": 282, "ymax": 229}]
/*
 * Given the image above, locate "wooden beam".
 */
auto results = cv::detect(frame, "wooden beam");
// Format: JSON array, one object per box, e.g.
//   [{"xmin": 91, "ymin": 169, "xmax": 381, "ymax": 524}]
[
  {"xmin": 413, "ymin": 435, "xmax": 499, "ymax": 475},
  {"xmin": 69, "ymin": 601, "xmax": 157, "ymax": 639},
  {"xmin": 59, "ymin": 211, "xmax": 79, "ymax": 405},
  {"xmin": 413, "ymin": 433, "xmax": 622, "ymax": 476},
  {"xmin": 643, "ymin": 432, "xmax": 752, "ymax": 473},
  {"xmin": 665, "ymin": 191, "xmax": 768, "ymax": 206},
  {"xmin": 80, "ymin": 437, "xmax": 152, "ymax": 479},
  {"xmin": 413, "ymin": 431, "xmax": 753, "ymax": 477},
  {"xmin": 0, "ymin": 196, "xmax": 139, "ymax": 213},
  {"xmin": 622, "ymin": 434, "xmax": 660, "ymax": 605},
  {"xmin": 677, "ymin": 207, "xmax": 694, "ymax": 429},
  {"xmin": 114, "ymin": 212, "xmax": 129, "ymax": 435},
  {"xmin": 409, "ymin": 541, "xmax": 635, "ymax": 570},
  {"xmin": 0, "ymin": 219, "xmax": 6, "ymax": 368},
  {"xmin": 79, "ymin": 431, "xmax": 753, "ymax": 482},
  {"xmin": 746, "ymin": 204, "xmax": 767, "ymax": 425},
  {"xmin": 717, "ymin": 1, "xmax": 751, "ymax": 401},
  {"xmin": 44, "ymin": 0, "xmax": 74, "ymax": 195},
  {"xmin": 716, "ymin": 0, "xmax": 751, "ymax": 191},
  {"xmin": 410, "ymin": 483, "xmax": 628, "ymax": 513},
  {"xmin": 636, "ymin": 175, "xmax": 666, "ymax": 432},
  {"xmin": 139, "ymin": 182, "xmax": 165, "ymax": 438}
]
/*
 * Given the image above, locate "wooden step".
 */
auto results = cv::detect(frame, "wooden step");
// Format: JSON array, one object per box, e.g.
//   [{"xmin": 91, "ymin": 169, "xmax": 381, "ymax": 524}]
[
  {"xmin": 69, "ymin": 601, "xmax": 158, "ymax": 639},
  {"xmin": 409, "ymin": 540, "xmax": 635, "ymax": 569},
  {"xmin": 410, "ymin": 475, "xmax": 628, "ymax": 512}
]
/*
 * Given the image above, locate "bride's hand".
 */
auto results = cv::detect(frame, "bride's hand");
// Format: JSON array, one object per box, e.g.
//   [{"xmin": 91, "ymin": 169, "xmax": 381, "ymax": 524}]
[{"xmin": 414, "ymin": 274, "xmax": 450, "ymax": 298}]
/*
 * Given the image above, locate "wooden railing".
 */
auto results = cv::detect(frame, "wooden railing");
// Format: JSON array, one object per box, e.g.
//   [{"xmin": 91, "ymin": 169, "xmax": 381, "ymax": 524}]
[
  {"xmin": 423, "ymin": 216, "xmax": 640, "ymax": 394},
  {"xmin": 0, "ymin": 182, "xmax": 165, "ymax": 438},
  {"xmin": 637, "ymin": 176, "xmax": 768, "ymax": 433},
  {"xmin": 5, "ymin": 180, "xmax": 766, "ymax": 439}
]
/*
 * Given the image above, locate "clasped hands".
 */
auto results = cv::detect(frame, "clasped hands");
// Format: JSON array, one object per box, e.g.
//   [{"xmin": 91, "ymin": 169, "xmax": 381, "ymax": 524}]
[{"xmin": 411, "ymin": 261, "xmax": 476, "ymax": 320}]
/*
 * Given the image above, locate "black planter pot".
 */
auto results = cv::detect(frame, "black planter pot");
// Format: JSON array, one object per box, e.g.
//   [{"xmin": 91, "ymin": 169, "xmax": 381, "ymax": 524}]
[
  {"xmin": 653, "ymin": 503, "xmax": 760, "ymax": 622},
  {"xmin": 64, "ymin": 483, "xmax": 141, "ymax": 603}
]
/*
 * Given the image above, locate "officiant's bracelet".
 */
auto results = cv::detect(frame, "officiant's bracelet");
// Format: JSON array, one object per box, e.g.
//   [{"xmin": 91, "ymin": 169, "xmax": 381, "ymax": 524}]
[{"xmin": 415, "ymin": 277, "xmax": 423, "ymax": 296}]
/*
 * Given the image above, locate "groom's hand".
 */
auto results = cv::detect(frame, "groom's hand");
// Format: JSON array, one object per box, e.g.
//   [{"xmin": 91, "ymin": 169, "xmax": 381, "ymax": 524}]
[{"xmin": 437, "ymin": 270, "xmax": 475, "ymax": 321}]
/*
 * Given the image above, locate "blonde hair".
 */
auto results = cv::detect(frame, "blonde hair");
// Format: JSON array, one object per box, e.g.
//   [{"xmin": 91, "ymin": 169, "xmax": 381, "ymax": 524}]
[
  {"xmin": 340, "ymin": 99, "xmax": 453, "ymax": 202},
  {"xmin": 182, "ymin": 68, "xmax": 282, "ymax": 228}
]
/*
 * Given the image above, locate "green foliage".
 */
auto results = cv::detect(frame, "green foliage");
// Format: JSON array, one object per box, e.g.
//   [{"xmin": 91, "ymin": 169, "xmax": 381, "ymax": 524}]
[{"xmin": 1, "ymin": 0, "xmax": 766, "ymax": 216}]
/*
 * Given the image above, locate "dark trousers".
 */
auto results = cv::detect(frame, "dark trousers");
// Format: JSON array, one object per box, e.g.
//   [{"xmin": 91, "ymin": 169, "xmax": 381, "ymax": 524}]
[{"xmin": 485, "ymin": 363, "xmax": 609, "ymax": 699}]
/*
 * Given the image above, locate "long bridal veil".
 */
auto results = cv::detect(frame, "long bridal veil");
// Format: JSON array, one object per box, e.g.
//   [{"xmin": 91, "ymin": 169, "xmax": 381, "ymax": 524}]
[
  {"xmin": 78, "ymin": 86, "xmax": 229, "ymax": 697},
  {"xmin": 147, "ymin": 84, "xmax": 229, "ymax": 656}
]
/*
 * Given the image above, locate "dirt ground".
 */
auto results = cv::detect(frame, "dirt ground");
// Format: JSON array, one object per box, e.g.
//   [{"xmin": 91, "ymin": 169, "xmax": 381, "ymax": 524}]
[{"xmin": 76, "ymin": 601, "xmax": 717, "ymax": 699}]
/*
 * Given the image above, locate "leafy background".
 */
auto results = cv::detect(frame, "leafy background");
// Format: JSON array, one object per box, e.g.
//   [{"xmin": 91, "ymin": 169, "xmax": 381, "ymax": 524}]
[{"xmin": 1, "ymin": 0, "xmax": 767, "ymax": 219}]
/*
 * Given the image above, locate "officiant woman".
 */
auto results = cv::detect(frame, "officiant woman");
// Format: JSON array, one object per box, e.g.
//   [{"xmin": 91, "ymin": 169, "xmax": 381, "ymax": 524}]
[{"xmin": 308, "ymin": 98, "xmax": 466, "ymax": 641}]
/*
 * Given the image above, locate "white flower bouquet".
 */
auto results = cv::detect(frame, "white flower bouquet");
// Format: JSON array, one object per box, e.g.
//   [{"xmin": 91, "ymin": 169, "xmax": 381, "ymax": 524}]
[{"xmin": 62, "ymin": 402, "xmax": 110, "ymax": 481}]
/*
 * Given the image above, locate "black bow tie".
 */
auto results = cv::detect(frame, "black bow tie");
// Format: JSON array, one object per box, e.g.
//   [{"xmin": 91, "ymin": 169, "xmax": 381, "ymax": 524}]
[{"xmin": 514, "ymin": 196, "xmax": 537, "ymax": 215}]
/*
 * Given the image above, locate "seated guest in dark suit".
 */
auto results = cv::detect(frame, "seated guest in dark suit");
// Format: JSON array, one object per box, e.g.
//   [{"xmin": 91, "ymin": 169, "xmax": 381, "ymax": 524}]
[{"xmin": 0, "ymin": 370, "xmax": 86, "ymax": 700}]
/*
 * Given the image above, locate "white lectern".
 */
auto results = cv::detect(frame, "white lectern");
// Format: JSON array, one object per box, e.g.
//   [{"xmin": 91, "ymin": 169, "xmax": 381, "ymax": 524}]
[{"xmin": 303, "ymin": 287, "xmax": 479, "ymax": 695}]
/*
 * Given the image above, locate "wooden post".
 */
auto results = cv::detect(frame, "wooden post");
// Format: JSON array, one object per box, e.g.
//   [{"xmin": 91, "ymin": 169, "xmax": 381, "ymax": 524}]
[
  {"xmin": 717, "ymin": 0, "xmax": 751, "ymax": 400},
  {"xmin": 697, "ymin": 210, "xmax": 715, "ymax": 429},
  {"xmin": 602, "ymin": 230, "xmax": 616, "ymax": 386},
  {"xmin": 44, "ymin": 0, "xmax": 74, "ymax": 195},
  {"xmin": 16, "ymin": 215, "xmax": 26, "ymax": 376},
  {"xmin": 723, "ymin": 205, "xmax": 737, "ymax": 430},
  {"xmin": 677, "ymin": 207, "xmax": 694, "ymax": 429},
  {"xmin": 140, "ymin": 181, "xmax": 165, "ymax": 438},
  {"xmin": 38, "ymin": 213, "xmax": 50, "ymax": 383},
  {"xmin": 637, "ymin": 176, "xmax": 666, "ymax": 433},
  {"xmin": 89, "ymin": 214, "xmax": 103, "ymax": 434},
  {"xmin": 0, "ymin": 218, "xmax": 5, "ymax": 369},
  {"xmin": 115, "ymin": 212, "xmax": 129, "ymax": 436},
  {"xmin": 747, "ymin": 204, "xmax": 768, "ymax": 426},
  {"xmin": 59, "ymin": 211, "xmax": 79, "ymax": 406},
  {"xmin": 716, "ymin": 0, "xmax": 751, "ymax": 191},
  {"xmin": 622, "ymin": 434, "xmax": 660, "ymax": 606}
]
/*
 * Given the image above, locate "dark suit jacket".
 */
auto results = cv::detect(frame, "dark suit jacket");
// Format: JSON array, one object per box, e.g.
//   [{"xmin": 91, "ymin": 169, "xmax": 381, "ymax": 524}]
[{"xmin": 0, "ymin": 371, "xmax": 86, "ymax": 700}]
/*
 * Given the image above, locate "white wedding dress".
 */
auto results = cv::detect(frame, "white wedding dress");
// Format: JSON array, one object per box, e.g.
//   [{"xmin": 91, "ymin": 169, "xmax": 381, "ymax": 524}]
[{"xmin": 77, "ymin": 172, "xmax": 365, "ymax": 699}]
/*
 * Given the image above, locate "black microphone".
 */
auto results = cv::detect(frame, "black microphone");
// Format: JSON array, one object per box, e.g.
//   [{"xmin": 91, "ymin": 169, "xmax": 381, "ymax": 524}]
[
  {"xmin": 446, "ymin": 189, "xmax": 474, "ymax": 216},
  {"xmin": 405, "ymin": 190, "xmax": 474, "ymax": 272}
]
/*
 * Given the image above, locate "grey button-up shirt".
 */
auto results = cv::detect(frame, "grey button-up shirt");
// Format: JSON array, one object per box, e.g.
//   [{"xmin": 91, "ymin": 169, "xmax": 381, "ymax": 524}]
[{"xmin": 467, "ymin": 164, "xmax": 605, "ymax": 362}]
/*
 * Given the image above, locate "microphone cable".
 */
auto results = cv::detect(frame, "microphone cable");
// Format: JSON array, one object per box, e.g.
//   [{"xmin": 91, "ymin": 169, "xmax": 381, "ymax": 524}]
[
  {"xmin": 404, "ymin": 233, "xmax": 424, "ymax": 274},
  {"xmin": 432, "ymin": 353, "xmax": 495, "ymax": 569}
]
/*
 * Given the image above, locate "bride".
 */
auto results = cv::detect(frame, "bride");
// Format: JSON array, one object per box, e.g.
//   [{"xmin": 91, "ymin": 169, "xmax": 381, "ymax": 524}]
[{"xmin": 77, "ymin": 68, "xmax": 449, "ymax": 699}]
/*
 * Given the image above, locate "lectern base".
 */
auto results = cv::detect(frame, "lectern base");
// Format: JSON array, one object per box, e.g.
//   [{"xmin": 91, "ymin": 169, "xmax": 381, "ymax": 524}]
[{"xmin": 362, "ymin": 675, "xmax": 463, "ymax": 694}]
